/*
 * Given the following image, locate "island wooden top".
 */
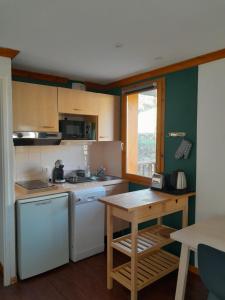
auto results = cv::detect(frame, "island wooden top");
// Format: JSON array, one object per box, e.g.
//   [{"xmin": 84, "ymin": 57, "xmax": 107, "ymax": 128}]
[{"xmin": 99, "ymin": 189, "xmax": 195, "ymax": 212}]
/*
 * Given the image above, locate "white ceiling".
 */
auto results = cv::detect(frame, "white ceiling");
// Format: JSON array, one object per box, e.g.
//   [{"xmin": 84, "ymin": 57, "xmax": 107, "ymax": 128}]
[{"xmin": 1, "ymin": 0, "xmax": 225, "ymax": 84}]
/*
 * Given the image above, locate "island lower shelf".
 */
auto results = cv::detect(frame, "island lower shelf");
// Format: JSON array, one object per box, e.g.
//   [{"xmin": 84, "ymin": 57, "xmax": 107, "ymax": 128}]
[
  {"xmin": 112, "ymin": 225, "xmax": 176, "ymax": 257},
  {"xmin": 111, "ymin": 249, "xmax": 179, "ymax": 291}
]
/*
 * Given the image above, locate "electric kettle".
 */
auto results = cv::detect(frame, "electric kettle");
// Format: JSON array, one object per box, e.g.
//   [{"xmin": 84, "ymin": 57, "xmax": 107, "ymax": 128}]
[{"xmin": 170, "ymin": 170, "xmax": 187, "ymax": 190}]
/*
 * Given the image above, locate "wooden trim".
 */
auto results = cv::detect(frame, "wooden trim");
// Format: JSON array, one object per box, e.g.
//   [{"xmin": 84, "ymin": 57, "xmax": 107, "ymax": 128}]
[
  {"xmin": 156, "ymin": 78, "xmax": 165, "ymax": 172},
  {"xmin": 126, "ymin": 93, "xmax": 139, "ymax": 175},
  {"xmin": 104, "ymin": 47, "xmax": 225, "ymax": 89},
  {"xmin": 121, "ymin": 94, "xmax": 127, "ymax": 180},
  {"xmin": 8, "ymin": 47, "xmax": 225, "ymax": 90},
  {"xmin": 12, "ymin": 69, "xmax": 107, "ymax": 89},
  {"xmin": 125, "ymin": 175, "xmax": 151, "ymax": 187},
  {"xmin": 12, "ymin": 68, "xmax": 70, "ymax": 84},
  {"xmin": 121, "ymin": 78, "xmax": 165, "ymax": 185},
  {"xmin": 189, "ymin": 265, "xmax": 199, "ymax": 275},
  {"xmin": 84, "ymin": 81, "xmax": 108, "ymax": 91},
  {"xmin": 10, "ymin": 276, "xmax": 17, "ymax": 285},
  {"xmin": 0, "ymin": 48, "xmax": 19, "ymax": 59}
]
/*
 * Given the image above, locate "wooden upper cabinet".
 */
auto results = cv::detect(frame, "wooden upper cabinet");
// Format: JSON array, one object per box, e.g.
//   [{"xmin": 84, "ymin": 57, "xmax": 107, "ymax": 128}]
[
  {"xmin": 98, "ymin": 94, "xmax": 120, "ymax": 141},
  {"xmin": 13, "ymin": 81, "xmax": 58, "ymax": 132},
  {"xmin": 58, "ymin": 87, "xmax": 99, "ymax": 116}
]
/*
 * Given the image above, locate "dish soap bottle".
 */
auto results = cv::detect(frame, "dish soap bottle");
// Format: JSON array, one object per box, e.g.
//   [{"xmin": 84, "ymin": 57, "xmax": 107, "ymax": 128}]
[{"xmin": 85, "ymin": 164, "xmax": 91, "ymax": 178}]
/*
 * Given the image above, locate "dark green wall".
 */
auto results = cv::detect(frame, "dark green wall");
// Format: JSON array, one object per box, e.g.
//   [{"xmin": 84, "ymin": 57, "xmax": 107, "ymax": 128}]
[
  {"xmin": 128, "ymin": 67, "xmax": 198, "ymax": 223},
  {"xmin": 163, "ymin": 67, "xmax": 198, "ymax": 228},
  {"xmin": 164, "ymin": 68, "xmax": 198, "ymax": 191},
  {"xmin": 126, "ymin": 67, "xmax": 198, "ymax": 262}
]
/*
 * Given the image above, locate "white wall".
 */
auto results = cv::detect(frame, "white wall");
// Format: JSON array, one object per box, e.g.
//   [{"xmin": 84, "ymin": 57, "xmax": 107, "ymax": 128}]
[
  {"xmin": 89, "ymin": 141, "xmax": 122, "ymax": 177},
  {"xmin": 0, "ymin": 57, "xmax": 16, "ymax": 285},
  {"xmin": 196, "ymin": 58, "xmax": 225, "ymax": 221},
  {"xmin": 14, "ymin": 141, "xmax": 122, "ymax": 181}
]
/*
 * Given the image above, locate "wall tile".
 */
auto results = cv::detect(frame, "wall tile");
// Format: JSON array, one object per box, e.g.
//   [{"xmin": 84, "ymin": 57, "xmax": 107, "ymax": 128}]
[{"xmin": 15, "ymin": 141, "xmax": 121, "ymax": 181}]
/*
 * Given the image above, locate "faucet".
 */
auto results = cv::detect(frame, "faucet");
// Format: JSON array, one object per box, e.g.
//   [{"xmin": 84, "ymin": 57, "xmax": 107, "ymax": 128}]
[{"xmin": 96, "ymin": 167, "xmax": 106, "ymax": 177}]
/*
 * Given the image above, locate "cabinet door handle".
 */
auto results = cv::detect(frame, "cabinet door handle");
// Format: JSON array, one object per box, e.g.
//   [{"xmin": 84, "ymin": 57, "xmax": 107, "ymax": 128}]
[
  {"xmin": 99, "ymin": 136, "xmax": 108, "ymax": 138},
  {"xmin": 73, "ymin": 108, "xmax": 81, "ymax": 111},
  {"xmin": 41, "ymin": 126, "xmax": 54, "ymax": 129}
]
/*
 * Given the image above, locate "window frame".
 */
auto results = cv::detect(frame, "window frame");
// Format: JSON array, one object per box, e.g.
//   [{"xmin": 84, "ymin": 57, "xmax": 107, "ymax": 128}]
[{"xmin": 121, "ymin": 77, "xmax": 165, "ymax": 185}]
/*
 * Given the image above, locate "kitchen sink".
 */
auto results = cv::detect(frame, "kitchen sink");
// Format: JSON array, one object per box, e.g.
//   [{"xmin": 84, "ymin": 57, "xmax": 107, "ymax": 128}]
[{"xmin": 89, "ymin": 175, "xmax": 119, "ymax": 182}]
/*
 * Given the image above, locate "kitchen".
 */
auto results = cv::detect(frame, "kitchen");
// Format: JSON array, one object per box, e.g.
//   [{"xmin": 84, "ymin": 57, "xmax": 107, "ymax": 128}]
[
  {"xmin": 1, "ymin": 1, "xmax": 225, "ymax": 300},
  {"xmin": 0, "ymin": 63, "xmax": 202, "ymax": 300},
  {"xmin": 13, "ymin": 80, "xmax": 129, "ymax": 277},
  {"xmin": 1, "ymin": 65, "xmax": 199, "ymax": 300}
]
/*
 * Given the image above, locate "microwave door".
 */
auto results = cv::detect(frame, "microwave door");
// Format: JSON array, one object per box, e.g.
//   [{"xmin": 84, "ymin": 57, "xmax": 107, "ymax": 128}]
[{"xmin": 60, "ymin": 120, "xmax": 85, "ymax": 139}]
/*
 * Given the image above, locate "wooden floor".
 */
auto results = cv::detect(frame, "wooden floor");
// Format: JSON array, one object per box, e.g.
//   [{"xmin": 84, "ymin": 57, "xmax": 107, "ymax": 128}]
[{"xmin": 0, "ymin": 252, "xmax": 208, "ymax": 300}]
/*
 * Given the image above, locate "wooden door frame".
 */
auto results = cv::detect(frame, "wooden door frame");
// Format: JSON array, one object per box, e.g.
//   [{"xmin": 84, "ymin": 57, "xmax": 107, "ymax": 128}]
[
  {"xmin": 0, "ymin": 57, "xmax": 17, "ymax": 286},
  {"xmin": 121, "ymin": 77, "xmax": 165, "ymax": 186}
]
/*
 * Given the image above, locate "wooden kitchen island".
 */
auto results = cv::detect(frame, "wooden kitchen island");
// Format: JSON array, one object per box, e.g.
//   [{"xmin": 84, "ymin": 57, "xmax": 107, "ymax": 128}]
[{"xmin": 100, "ymin": 189, "xmax": 195, "ymax": 300}]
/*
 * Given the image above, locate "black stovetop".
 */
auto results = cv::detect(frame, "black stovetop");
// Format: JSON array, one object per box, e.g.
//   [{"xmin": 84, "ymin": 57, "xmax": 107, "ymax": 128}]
[{"xmin": 16, "ymin": 180, "xmax": 54, "ymax": 190}]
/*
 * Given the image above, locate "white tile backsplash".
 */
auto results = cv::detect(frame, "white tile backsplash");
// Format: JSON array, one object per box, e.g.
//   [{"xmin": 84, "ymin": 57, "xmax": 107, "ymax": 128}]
[
  {"xmin": 15, "ymin": 143, "xmax": 87, "ymax": 181},
  {"xmin": 14, "ymin": 141, "xmax": 122, "ymax": 181}
]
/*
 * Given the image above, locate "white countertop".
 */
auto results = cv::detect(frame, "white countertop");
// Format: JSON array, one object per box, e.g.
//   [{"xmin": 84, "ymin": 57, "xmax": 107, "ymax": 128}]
[{"xmin": 171, "ymin": 215, "xmax": 225, "ymax": 252}]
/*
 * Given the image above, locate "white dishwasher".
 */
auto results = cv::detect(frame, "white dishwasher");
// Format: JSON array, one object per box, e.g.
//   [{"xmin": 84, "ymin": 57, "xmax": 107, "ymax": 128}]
[
  {"xmin": 16, "ymin": 193, "xmax": 69, "ymax": 279},
  {"xmin": 70, "ymin": 186, "xmax": 106, "ymax": 262}
]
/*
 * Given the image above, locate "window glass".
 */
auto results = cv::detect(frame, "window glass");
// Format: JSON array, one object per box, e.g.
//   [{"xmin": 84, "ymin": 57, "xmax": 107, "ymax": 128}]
[{"xmin": 126, "ymin": 88, "xmax": 157, "ymax": 178}]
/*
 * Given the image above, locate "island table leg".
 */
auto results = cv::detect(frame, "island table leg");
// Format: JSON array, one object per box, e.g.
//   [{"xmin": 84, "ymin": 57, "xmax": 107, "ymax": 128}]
[
  {"xmin": 107, "ymin": 206, "xmax": 113, "ymax": 289},
  {"xmin": 175, "ymin": 244, "xmax": 190, "ymax": 300},
  {"xmin": 182, "ymin": 197, "xmax": 189, "ymax": 228},
  {"xmin": 130, "ymin": 220, "xmax": 138, "ymax": 300}
]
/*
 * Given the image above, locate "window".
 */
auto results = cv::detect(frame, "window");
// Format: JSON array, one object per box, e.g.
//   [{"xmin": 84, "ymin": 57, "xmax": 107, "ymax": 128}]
[{"xmin": 122, "ymin": 78, "xmax": 165, "ymax": 185}]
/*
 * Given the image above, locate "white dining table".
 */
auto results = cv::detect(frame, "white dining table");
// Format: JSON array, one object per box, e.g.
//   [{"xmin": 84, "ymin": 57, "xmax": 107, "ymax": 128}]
[{"xmin": 171, "ymin": 215, "xmax": 225, "ymax": 300}]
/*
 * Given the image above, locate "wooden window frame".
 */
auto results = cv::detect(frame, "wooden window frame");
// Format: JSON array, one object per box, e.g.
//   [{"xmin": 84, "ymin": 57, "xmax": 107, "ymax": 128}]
[{"xmin": 121, "ymin": 77, "xmax": 165, "ymax": 186}]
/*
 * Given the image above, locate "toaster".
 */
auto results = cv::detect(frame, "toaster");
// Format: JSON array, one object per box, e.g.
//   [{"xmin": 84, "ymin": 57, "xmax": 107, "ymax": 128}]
[{"xmin": 151, "ymin": 173, "xmax": 165, "ymax": 190}]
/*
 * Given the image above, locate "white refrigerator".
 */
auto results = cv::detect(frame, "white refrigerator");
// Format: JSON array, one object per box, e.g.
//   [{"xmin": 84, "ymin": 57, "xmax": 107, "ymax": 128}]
[{"xmin": 16, "ymin": 193, "xmax": 69, "ymax": 279}]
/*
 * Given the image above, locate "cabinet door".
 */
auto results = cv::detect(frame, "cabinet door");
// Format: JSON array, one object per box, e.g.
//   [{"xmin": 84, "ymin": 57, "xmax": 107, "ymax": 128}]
[
  {"xmin": 13, "ymin": 81, "xmax": 58, "ymax": 132},
  {"xmin": 98, "ymin": 94, "xmax": 120, "ymax": 141},
  {"xmin": 58, "ymin": 88, "xmax": 99, "ymax": 116}
]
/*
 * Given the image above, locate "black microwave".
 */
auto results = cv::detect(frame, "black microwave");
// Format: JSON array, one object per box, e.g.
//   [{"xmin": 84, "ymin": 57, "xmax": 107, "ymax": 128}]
[{"xmin": 59, "ymin": 120, "xmax": 96, "ymax": 140}]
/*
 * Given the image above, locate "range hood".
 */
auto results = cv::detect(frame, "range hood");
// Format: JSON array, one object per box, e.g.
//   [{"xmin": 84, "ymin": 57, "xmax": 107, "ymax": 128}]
[{"xmin": 13, "ymin": 132, "xmax": 62, "ymax": 146}]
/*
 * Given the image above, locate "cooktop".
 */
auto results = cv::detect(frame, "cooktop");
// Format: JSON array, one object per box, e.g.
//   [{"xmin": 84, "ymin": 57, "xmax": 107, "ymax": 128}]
[{"xmin": 16, "ymin": 180, "xmax": 54, "ymax": 190}]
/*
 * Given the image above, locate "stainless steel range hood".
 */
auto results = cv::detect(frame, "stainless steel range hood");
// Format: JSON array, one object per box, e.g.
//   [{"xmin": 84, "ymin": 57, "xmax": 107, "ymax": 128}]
[{"xmin": 13, "ymin": 132, "xmax": 62, "ymax": 146}]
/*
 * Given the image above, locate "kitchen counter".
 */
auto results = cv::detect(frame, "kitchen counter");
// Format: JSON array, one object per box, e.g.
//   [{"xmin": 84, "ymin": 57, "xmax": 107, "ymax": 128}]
[{"xmin": 15, "ymin": 178, "xmax": 127, "ymax": 200}]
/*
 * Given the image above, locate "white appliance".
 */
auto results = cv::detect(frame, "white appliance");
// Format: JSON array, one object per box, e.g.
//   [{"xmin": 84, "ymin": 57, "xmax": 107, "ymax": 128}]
[
  {"xmin": 70, "ymin": 186, "xmax": 106, "ymax": 262},
  {"xmin": 16, "ymin": 193, "xmax": 69, "ymax": 279}
]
